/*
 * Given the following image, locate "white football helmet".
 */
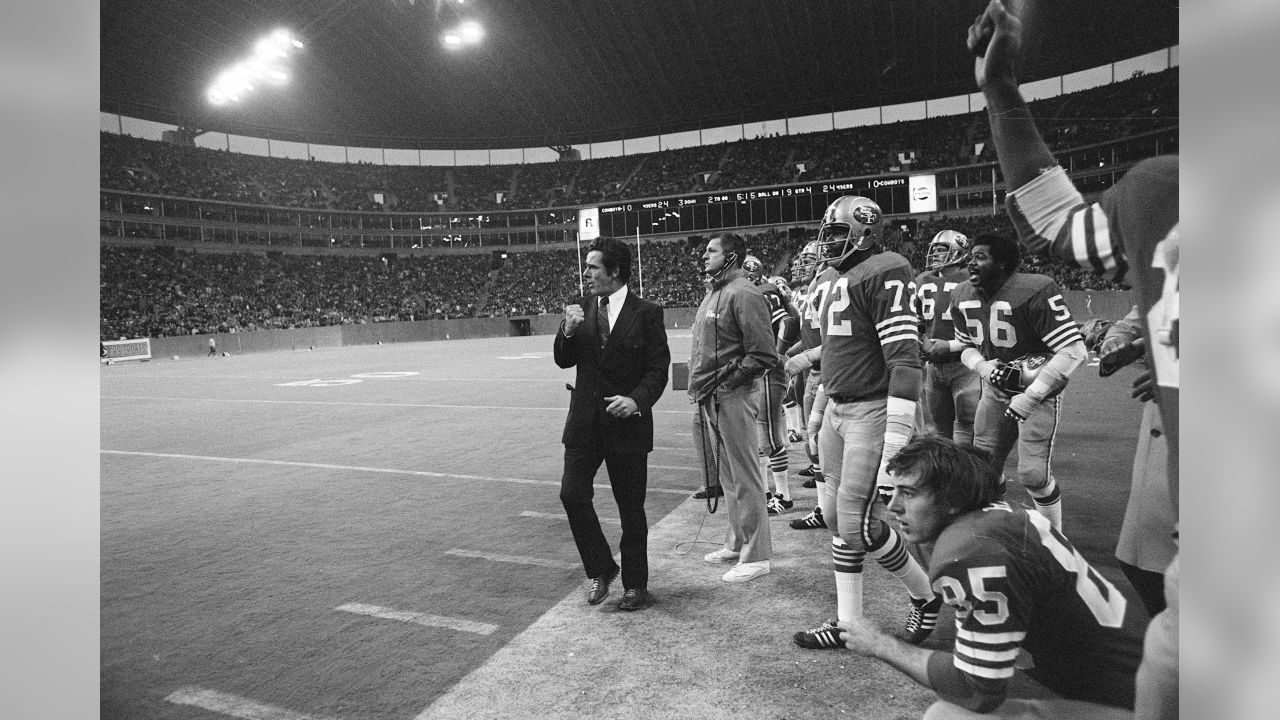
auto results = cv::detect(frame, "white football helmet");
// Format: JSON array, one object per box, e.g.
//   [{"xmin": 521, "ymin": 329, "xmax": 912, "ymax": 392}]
[
  {"xmin": 790, "ymin": 240, "xmax": 820, "ymax": 284},
  {"xmin": 817, "ymin": 196, "xmax": 882, "ymax": 267},
  {"xmin": 767, "ymin": 275, "xmax": 790, "ymax": 293},
  {"xmin": 926, "ymin": 230, "xmax": 971, "ymax": 271},
  {"xmin": 742, "ymin": 255, "xmax": 765, "ymax": 284}
]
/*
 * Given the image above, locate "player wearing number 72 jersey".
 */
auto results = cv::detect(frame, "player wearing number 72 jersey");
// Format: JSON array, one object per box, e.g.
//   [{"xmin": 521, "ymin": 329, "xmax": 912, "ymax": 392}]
[
  {"xmin": 784, "ymin": 195, "xmax": 939, "ymax": 649},
  {"xmin": 946, "ymin": 232, "xmax": 1086, "ymax": 531}
]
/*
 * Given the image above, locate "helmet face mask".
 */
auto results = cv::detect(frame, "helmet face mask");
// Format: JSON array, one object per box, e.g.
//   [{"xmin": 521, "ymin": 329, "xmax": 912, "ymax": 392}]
[
  {"xmin": 817, "ymin": 196, "xmax": 882, "ymax": 268},
  {"xmin": 791, "ymin": 241, "xmax": 820, "ymax": 284},
  {"xmin": 926, "ymin": 230, "xmax": 971, "ymax": 271}
]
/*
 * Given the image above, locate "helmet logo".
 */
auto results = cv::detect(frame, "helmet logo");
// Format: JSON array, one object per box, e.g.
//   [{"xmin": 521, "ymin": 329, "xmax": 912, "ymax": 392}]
[{"xmin": 852, "ymin": 205, "xmax": 879, "ymax": 225}]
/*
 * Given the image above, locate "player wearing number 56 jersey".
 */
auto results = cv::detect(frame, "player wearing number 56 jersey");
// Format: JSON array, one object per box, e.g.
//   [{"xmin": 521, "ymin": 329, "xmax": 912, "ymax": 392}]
[
  {"xmin": 784, "ymin": 196, "xmax": 939, "ymax": 650},
  {"xmin": 911, "ymin": 230, "xmax": 979, "ymax": 446},
  {"xmin": 836, "ymin": 437, "xmax": 1144, "ymax": 719},
  {"xmin": 947, "ymin": 232, "xmax": 1086, "ymax": 532}
]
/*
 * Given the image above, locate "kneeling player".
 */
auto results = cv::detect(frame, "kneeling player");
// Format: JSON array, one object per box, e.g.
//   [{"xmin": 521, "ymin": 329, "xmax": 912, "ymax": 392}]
[{"xmin": 838, "ymin": 436, "xmax": 1144, "ymax": 719}]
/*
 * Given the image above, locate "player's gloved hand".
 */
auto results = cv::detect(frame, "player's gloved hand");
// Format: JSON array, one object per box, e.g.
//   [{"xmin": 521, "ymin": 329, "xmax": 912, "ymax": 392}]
[
  {"xmin": 976, "ymin": 359, "xmax": 1002, "ymax": 383},
  {"xmin": 784, "ymin": 353, "xmax": 814, "ymax": 376},
  {"xmin": 988, "ymin": 360, "xmax": 1016, "ymax": 390},
  {"xmin": 1005, "ymin": 393, "xmax": 1039, "ymax": 422},
  {"xmin": 1131, "ymin": 368, "xmax": 1156, "ymax": 402}
]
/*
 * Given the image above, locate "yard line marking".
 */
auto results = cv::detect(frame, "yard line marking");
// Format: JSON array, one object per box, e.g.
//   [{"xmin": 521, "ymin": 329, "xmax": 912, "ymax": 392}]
[
  {"xmin": 164, "ymin": 686, "xmax": 336, "ymax": 720},
  {"xmin": 444, "ymin": 548, "xmax": 580, "ymax": 570},
  {"xmin": 335, "ymin": 603, "xmax": 498, "ymax": 636},
  {"xmin": 651, "ymin": 446, "xmax": 689, "ymax": 452},
  {"xmin": 101, "ymin": 395, "xmax": 692, "ymax": 415},
  {"xmin": 649, "ymin": 465, "xmax": 698, "ymax": 472},
  {"xmin": 520, "ymin": 510, "xmax": 619, "ymax": 525},
  {"xmin": 99, "ymin": 451, "xmax": 695, "ymax": 495}
]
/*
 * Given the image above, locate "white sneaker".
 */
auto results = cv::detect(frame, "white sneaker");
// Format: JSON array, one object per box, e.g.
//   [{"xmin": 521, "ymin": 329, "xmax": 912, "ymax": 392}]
[
  {"xmin": 703, "ymin": 548, "xmax": 742, "ymax": 564},
  {"xmin": 722, "ymin": 560, "xmax": 771, "ymax": 582}
]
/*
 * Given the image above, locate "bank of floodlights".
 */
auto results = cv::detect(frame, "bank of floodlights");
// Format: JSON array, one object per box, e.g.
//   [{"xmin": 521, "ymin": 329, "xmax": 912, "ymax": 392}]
[
  {"xmin": 442, "ymin": 20, "xmax": 483, "ymax": 49},
  {"xmin": 207, "ymin": 29, "xmax": 304, "ymax": 106}
]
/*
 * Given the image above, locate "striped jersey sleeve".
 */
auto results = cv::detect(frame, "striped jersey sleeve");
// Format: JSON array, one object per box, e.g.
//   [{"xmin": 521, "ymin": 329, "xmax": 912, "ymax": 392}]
[
  {"xmin": 927, "ymin": 512, "xmax": 1035, "ymax": 706},
  {"xmin": 872, "ymin": 263, "xmax": 920, "ymax": 356},
  {"xmin": 1006, "ymin": 166, "xmax": 1129, "ymax": 283},
  {"xmin": 1027, "ymin": 279, "xmax": 1084, "ymax": 354}
]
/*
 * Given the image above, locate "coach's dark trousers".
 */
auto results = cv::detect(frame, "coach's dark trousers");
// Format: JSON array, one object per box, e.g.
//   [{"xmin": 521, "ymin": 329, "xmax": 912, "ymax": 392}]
[{"xmin": 560, "ymin": 446, "xmax": 649, "ymax": 591}]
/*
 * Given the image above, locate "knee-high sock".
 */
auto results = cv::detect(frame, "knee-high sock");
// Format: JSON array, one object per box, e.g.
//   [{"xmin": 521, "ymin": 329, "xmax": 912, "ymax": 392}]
[
  {"xmin": 833, "ymin": 537, "xmax": 864, "ymax": 622},
  {"xmin": 784, "ymin": 401, "xmax": 802, "ymax": 433},
  {"xmin": 865, "ymin": 521, "xmax": 933, "ymax": 601},
  {"xmin": 1027, "ymin": 477, "xmax": 1063, "ymax": 532},
  {"xmin": 768, "ymin": 445, "xmax": 789, "ymax": 499}
]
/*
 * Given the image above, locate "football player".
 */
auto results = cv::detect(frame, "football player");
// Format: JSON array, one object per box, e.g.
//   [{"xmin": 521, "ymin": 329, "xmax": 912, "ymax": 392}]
[
  {"xmin": 783, "ymin": 196, "xmax": 940, "ymax": 648},
  {"xmin": 786, "ymin": 240, "xmax": 830, "ymax": 526},
  {"xmin": 946, "ymin": 232, "xmax": 1086, "ymax": 531},
  {"xmin": 839, "ymin": 436, "xmax": 1145, "ymax": 718},
  {"xmin": 910, "ymin": 230, "xmax": 979, "ymax": 445},
  {"xmin": 745, "ymin": 258, "xmax": 801, "ymax": 515},
  {"xmin": 969, "ymin": 4, "xmax": 1178, "ymax": 715}
]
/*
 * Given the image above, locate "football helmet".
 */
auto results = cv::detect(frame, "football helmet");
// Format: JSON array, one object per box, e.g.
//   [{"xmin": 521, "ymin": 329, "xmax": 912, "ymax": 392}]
[
  {"xmin": 742, "ymin": 255, "xmax": 765, "ymax": 284},
  {"xmin": 790, "ymin": 241, "xmax": 820, "ymax": 284},
  {"xmin": 989, "ymin": 353, "xmax": 1057, "ymax": 396},
  {"xmin": 817, "ymin": 196, "xmax": 882, "ymax": 267},
  {"xmin": 926, "ymin": 230, "xmax": 971, "ymax": 270}
]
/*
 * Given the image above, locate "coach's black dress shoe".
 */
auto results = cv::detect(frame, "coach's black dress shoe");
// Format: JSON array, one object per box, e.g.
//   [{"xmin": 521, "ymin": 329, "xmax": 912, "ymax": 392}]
[
  {"xmin": 587, "ymin": 567, "xmax": 619, "ymax": 605},
  {"xmin": 619, "ymin": 588, "xmax": 650, "ymax": 611}
]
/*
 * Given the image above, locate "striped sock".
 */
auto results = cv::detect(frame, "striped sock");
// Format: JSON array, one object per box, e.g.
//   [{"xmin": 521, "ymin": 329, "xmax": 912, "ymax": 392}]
[
  {"xmin": 769, "ymin": 446, "xmax": 789, "ymax": 499},
  {"xmin": 866, "ymin": 523, "xmax": 933, "ymax": 601},
  {"xmin": 833, "ymin": 537, "xmax": 864, "ymax": 622},
  {"xmin": 1029, "ymin": 480, "xmax": 1063, "ymax": 532}
]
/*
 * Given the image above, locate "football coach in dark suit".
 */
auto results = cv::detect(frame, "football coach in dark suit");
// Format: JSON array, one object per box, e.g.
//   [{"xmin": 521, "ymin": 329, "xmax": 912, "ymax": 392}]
[{"xmin": 555, "ymin": 236, "xmax": 671, "ymax": 612}]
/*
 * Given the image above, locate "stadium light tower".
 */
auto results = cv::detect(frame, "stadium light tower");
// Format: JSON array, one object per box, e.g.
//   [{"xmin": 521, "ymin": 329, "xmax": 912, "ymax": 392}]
[{"xmin": 207, "ymin": 29, "xmax": 303, "ymax": 106}]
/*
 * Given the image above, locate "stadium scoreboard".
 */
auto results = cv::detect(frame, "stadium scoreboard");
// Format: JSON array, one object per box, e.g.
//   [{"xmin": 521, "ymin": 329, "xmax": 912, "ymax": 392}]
[{"xmin": 589, "ymin": 173, "xmax": 936, "ymax": 239}]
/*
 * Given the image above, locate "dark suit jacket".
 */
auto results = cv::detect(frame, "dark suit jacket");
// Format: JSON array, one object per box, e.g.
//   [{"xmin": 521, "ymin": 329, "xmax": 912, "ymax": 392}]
[{"xmin": 554, "ymin": 290, "xmax": 671, "ymax": 454}]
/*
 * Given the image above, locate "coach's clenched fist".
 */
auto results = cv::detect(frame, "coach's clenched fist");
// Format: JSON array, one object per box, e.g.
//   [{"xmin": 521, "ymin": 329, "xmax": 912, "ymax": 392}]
[{"xmin": 563, "ymin": 303, "xmax": 585, "ymax": 335}]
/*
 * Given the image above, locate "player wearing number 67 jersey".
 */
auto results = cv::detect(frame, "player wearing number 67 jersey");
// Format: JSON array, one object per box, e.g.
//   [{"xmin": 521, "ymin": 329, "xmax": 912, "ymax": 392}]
[
  {"xmin": 837, "ymin": 437, "xmax": 1145, "ymax": 718},
  {"xmin": 784, "ymin": 195, "xmax": 940, "ymax": 650},
  {"xmin": 946, "ymin": 232, "xmax": 1086, "ymax": 532},
  {"xmin": 911, "ymin": 230, "xmax": 979, "ymax": 446}
]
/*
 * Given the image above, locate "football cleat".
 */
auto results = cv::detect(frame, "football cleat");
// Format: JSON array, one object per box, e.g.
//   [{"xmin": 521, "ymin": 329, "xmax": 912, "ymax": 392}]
[
  {"xmin": 766, "ymin": 494, "xmax": 794, "ymax": 515},
  {"xmin": 798, "ymin": 464, "xmax": 818, "ymax": 477},
  {"xmin": 989, "ymin": 353, "xmax": 1055, "ymax": 396},
  {"xmin": 790, "ymin": 506, "xmax": 827, "ymax": 529},
  {"xmin": 794, "ymin": 618, "xmax": 846, "ymax": 649},
  {"xmin": 817, "ymin": 196, "xmax": 882, "ymax": 268},
  {"xmin": 802, "ymin": 476, "xmax": 817, "ymax": 489},
  {"xmin": 901, "ymin": 595, "xmax": 944, "ymax": 645}
]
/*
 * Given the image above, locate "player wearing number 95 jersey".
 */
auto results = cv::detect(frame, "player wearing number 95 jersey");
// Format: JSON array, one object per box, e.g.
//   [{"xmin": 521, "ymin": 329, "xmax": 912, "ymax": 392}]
[
  {"xmin": 836, "ymin": 436, "xmax": 1144, "ymax": 719},
  {"xmin": 947, "ymin": 232, "xmax": 1086, "ymax": 532}
]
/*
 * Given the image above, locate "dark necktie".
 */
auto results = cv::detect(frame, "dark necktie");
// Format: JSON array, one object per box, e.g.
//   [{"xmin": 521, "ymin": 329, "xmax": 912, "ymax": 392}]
[{"xmin": 597, "ymin": 296, "xmax": 610, "ymax": 348}]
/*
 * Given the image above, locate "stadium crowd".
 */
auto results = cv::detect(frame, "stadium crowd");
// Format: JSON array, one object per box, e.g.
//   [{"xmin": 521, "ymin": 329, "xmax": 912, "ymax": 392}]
[
  {"xmin": 100, "ymin": 69, "xmax": 1175, "ymax": 214},
  {"xmin": 100, "ymin": 211, "xmax": 1119, "ymax": 340}
]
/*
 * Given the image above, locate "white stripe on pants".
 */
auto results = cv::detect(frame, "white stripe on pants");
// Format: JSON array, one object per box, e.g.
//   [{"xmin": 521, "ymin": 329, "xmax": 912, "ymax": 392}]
[{"xmin": 694, "ymin": 379, "xmax": 772, "ymax": 563}]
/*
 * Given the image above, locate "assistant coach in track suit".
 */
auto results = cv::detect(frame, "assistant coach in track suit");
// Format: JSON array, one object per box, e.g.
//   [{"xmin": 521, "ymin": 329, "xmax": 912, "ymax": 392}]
[{"xmin": 555, "ymin": 236, "xmax": 670, "ymax": 612}]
